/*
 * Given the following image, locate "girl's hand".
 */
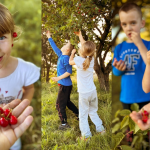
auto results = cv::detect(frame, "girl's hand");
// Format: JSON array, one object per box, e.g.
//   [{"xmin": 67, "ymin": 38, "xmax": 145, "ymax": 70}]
[
  {"xmin": 72, "ymin": 49, "xmax": 76, "ymax": 54},
  {"xmin": 0, "ymin": 99, "xmax": 33, "ymax": 150},
  {"xmin": 130, "ymin": 103, "xmax": 150, "ymax": 131},
  {"xmin": 74, "ymin": 30, "xmax": 81, "ymax": 36}
]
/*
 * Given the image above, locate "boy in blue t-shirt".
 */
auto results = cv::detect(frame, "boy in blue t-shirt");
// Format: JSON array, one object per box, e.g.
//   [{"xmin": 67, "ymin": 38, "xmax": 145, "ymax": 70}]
[
  {"xmin": 112, "ymin": 2, "xmax": 150, "ymax": 145},
  {"xmin": 113, "ymin": 2, "xmax": 150, "ymax": 110},
  {"xmin": 46, "ymin": 31, "xmax": 78, "ymax": 130}
]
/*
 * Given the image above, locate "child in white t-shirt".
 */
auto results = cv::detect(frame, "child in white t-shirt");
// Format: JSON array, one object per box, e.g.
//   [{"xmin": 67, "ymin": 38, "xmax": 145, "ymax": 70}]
[
  {"xmin": 0, "ymin": 3, "xmax": 40, "ymax": 150},
  {"xmin": 69, "ymin": 31, "xmax": 105, "ymax": 140}
]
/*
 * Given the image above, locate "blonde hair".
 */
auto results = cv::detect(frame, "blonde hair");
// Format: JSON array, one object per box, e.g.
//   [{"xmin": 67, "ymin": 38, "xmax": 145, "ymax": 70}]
[
  {"xmin": 0, "ymin": 3, "xmax": 15, "ymax": 36},
  {"xmin": 81, "ymin": 41, "xmax": 96, "ymax": 70}
]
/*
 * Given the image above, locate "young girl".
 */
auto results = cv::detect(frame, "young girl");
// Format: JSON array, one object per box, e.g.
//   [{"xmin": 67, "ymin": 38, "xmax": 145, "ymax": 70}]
[
  {"xmin": 69, "ymin": 31, "xmax": 105, "ymax": 139},
  {"xmin": 0, "ymin": 3, "xmax": 40, "ymax": 150}
]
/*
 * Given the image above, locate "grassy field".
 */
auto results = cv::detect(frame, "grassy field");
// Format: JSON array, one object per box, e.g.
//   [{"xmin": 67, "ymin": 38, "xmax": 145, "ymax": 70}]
[{"xmin": 41, "ymin": 78, "xmax": 112, "ymax": 150}]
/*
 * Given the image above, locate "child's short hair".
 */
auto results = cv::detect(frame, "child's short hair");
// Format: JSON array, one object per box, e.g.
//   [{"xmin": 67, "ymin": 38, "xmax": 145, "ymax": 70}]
[
  {"xmin": 119, "ymin": 3, "xmax": 142, "ymax": 19},
  {"xmin": 0, "ymin": 3, "xmax": 15, "ymax": 36}
]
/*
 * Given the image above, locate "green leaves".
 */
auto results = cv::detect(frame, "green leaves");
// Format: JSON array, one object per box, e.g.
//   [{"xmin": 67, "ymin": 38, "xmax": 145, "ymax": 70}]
[
  {"xmin": 119, "ymin": 109, "xmax": 131, "ymax": 116},
  {"xmin": 112, "ymin": 132, "xmax": 125, "ymax": 149},
  {"xmin": 120, "ymin": 145, "xmax": 132, "ymax": 150},
  {"xmin": 120, "ymin": 116, "xmax": 129, "ymax": 129}
]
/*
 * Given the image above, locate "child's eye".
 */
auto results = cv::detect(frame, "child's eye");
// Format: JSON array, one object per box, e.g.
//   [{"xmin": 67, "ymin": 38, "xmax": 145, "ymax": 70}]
[
  {"xmin": 131, "ymin": 22, "xmax": 136, "ymax": 25},
  {"xmin": 0, "ymin": 36, "xmax": 6, "ymax": 40},
  {"xmin": 122, "ymin": 23, "xmax": 126, "ymax": 26}
]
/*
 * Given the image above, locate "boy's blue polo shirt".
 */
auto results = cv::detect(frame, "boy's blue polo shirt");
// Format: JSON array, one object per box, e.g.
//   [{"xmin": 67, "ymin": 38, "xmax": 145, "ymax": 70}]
[
  {"xmin": 48, "ymin": 38, "xmax": 72, "ymax": 86},
  {"xmin": 112, "ymin": 39, "xmax": 150, "ymax": 104}
]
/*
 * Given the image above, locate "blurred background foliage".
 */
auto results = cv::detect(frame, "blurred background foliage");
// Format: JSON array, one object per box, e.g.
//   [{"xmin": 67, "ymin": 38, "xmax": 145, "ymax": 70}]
[{"xmin": 0, "ymin": 0, "xmax": 41, "ymax": 150}]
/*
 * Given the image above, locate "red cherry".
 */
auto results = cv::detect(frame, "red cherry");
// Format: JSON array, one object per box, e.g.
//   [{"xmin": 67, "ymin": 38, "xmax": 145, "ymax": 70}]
[
  {"xmin": 0, "ymin": 107, "xmax": 4, "ymax": 114},
  {"xmin": 142, "ymin": 116, "xmax": 148, "ymax": 123},
  {"xmin": 142, "ymin": 110, "xmax": 149, "ymax": 116},
  {"xmin": 0, "ymin": 117, "xmax": 9, "ymax": 127},
  {"xmin": 4, "ymin": 109, "xmax": 12, "ymax": 118},
  {"xmin": 99, "ymin": 9, "xmax": 101, "ymax": 12},
  {"xmin": 10, "ymin": 115, "xmax": 18, "ymax": 125},
  {"xmin": 13, "ymin": 32, "xmax": 17, "ymax": 38},
  {"xmin": 77, "ymin": 7, "xmax": 79, "ymax": 9},
  {"xmin": 79, "ymin": 4, "xmax": 81, "ymax": 6}
]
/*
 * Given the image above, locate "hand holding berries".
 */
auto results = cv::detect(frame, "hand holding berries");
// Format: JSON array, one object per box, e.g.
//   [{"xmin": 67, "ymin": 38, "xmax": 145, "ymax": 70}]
[
  {"xmin": 130, "ymin": 103, "xmax": 150, "ymax": 131},
  {"xmin": 142, "ymin": 110, "xmax": 149, "ymax": 123},
  {"xmin": 0, "ymin": 99, "xmax": 33, "ymax": 150},
  {"xmin": 0, "ymin": 107, "xmax": 18, "ymax": 127}
]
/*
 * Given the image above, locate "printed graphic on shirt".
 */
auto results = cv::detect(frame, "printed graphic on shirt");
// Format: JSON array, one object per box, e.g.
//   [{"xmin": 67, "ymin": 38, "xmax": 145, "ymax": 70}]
[
  {"xmin": 0, "ymin": 89, "xmax": 22, "ymax": 104},
  {"xmin": 0, "ymin": 94, "xmax": 15, "ymax": 104},
  {"xmin": 120, "ymin": 49, "xmax": 140, "ymax": 75}
]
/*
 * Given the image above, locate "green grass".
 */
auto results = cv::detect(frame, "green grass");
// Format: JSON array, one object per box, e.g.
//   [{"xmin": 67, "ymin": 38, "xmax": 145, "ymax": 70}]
[{"xmin": 42, "ymin": 79, "xmax": 112, "ymax": 150}]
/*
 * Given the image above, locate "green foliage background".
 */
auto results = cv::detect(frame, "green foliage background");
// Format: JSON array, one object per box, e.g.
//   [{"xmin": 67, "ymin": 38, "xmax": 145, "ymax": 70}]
[{"xmin": 0, "ymin": 0, "xmax": 41, "ymax": 149}]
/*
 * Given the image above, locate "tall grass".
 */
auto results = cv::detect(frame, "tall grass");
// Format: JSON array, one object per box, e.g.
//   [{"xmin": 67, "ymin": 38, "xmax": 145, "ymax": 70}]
[{"xmin": 42, "ymin": 79, "xmax": 112, "ymax": 150}]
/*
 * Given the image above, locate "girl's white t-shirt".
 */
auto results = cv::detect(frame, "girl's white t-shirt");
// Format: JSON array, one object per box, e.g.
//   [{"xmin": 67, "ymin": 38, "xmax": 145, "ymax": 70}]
[
  {"xmin": 74, "ymin": 56, "xmax": 96, "ymax": 93},
  {"xmin": 0, "ymin": 58, "xmax": 40, "ymax": 104}
]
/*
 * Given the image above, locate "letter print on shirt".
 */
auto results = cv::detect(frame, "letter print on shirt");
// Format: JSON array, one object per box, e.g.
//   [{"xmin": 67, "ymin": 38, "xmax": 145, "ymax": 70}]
[{"xmin": 120, "ymin": 49, "xmax": 140, "ymax": 75}]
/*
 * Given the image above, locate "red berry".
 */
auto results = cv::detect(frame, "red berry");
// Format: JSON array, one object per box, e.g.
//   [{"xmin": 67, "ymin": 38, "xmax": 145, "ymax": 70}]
[
  {"xmin": 142, "ymin": 110, "xmax": 149, "ymax": 116},
  {"xmin": 99, "ymin": 9, "xmax": 101, "ymax": 12},
  {"xmin": 13, "ymin": 32, "xmax": 17, "ymax": 38},
  {"xmin": 0, "ymin": 107, "xmax": 4, "ymax": 114},
  {"xmin": 79, "ymin": 4, "xmax": 81, "ymax": 6},
  {"xmin": 4, "ymin": 109, "xmax": 12, "ymax": 118},
  {"xmin": 77, "ymin": 7, "xmax": 79, "ymax": 9},
  {"xmin": 10, "ymin": 115, "xmax": 18, "ymax": 125},
  {"xmin": 142, "ymin": 116, "xmax": 148, "ymax": 123},
  {"xmin": 78, "ymin": 12, "xmax": 80, "ymax": 14},
  {"xmin": 0, "ymin": 117, "xmax": 9, "ymax": 127}
]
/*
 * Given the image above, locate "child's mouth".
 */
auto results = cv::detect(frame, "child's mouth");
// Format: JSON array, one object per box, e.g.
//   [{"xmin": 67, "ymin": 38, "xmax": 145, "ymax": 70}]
[
  {"xmin": 128, "ymin": 33, "xmax": 131, "ymax": 37},
  {"xmin": 0, "ymin": 56, "xmax": 3, "ymax": 61}
]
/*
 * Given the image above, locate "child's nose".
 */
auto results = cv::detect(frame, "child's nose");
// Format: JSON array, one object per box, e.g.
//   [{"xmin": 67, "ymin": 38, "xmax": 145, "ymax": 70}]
[{"xmin": 127, "ymin": 24, "xmax": 132, "ymax": 31}]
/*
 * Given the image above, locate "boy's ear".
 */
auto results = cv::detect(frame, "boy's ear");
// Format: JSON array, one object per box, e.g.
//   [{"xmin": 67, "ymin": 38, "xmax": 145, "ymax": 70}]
[{"xmin": 141, "ymin": 20, "xmax": 145, "ymax": 28}]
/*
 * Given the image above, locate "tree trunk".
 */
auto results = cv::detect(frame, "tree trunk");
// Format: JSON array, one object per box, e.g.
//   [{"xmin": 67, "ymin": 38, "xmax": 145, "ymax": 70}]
[
  {"xmin": 96, "ymin": 70, "xmax": 109, "ymax": 91},
  {"xmin": 46, "ymin": 66, "xmax": 50, "ymax": 82}
]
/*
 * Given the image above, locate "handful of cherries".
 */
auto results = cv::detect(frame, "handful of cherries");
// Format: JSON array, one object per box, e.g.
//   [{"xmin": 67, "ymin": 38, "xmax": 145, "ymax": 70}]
[
  {"xmin": 142, "ymin": 110, "xmax": 149, "ymax": 123},
  {"xmin": 0, "ymin": 107, "xmax": 17, "ymax": 127}
]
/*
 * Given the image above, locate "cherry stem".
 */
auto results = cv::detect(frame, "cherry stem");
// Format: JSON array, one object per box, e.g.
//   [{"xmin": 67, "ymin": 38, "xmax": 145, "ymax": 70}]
[{"xmin": 6, "ymin": 109, "xmax": 12, "ymax": 120}]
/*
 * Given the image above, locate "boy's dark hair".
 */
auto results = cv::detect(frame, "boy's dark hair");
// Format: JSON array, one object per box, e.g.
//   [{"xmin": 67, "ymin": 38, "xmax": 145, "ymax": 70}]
[{"xmin": 119, "ymin": 3, "xmax": 142, "ymax": 19}]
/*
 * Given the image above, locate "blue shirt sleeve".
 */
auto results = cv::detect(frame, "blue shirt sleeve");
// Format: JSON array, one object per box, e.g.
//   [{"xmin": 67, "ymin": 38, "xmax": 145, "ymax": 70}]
[
  {"xmin": 63, "ymin": 57, "xmax": 72, "ymax": 74},
  {"xmin": 112, "ymin": 44, "xmax": 125, "ymax": 76},
  {"xmin": 48, "ymin": 38, "xmax": 62, "ymax": 57}
]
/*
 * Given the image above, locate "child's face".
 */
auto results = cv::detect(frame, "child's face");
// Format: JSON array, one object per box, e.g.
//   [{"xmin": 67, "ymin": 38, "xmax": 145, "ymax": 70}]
[
  {"xmin": 0, "ymin": 33, "xmax": 13, "ymax": 69},
  {"xmin": 61, "ymin": 41, "xmax": 71, "ymax": 55},
  {"xmin": 119, "ymin": 9, "xmax": 145, "ymax": 42}
]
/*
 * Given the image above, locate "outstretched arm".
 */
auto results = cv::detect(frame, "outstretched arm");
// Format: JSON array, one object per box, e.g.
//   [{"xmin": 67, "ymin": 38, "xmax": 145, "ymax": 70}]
[
  {"xmin": 75, "ymin": 30, "xmax": 86, "ymax": 46},
  {"xmin": 69, "ymin": 49, "xmax": 76, "ymax": 65},
  {"xmin": 46, "ymin": 31, "xmax": 62, "ymax": 57}
]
